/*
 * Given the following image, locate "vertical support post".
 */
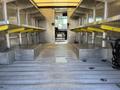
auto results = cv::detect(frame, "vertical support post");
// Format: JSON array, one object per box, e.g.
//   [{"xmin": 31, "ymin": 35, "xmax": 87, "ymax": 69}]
[
  {"xmin": 31, "ymin": 33, "xmax": 34, "ymax": 44},
  {"xmin": 79, "ymin": 18, "xmax": 82, "ymax": 25},
  {"xmin": 102, "ymin": 32, "xmax": 106, "ymax": 47},
  {"xmin": 2, "ymin": 0, "xmax": 8, "ymax": 23},
  {"xmin": 102, "ymin": 1, "xmax": 108, "ymax": 47},
  {"xmin": 92, "ymin": 32, "xmax": 95, "ymax": 44},
  {"xmin": 75, "ymin": 33, "xmax": 77, "ymax": 42},
  {"xmin": 78, "ymin": 32, "xmax": 81, "ymax": 45},
  {"xmin": 36, "ymin": 32, "xmax": 39, "ymax": 43},
  {"xmin": 91, "ymin": 8, "xmax": 96, "ymax": 45},
  {"xmin": 17, "ymin": 8, "xmax": 20, "ymax": 25},
  {"xmin": 34, "ymin": 32, "xmax": 37, "ymax": 44},
  {"xmin": 80, "ymin": 32, "xmax": 83, "ymax": 44},
  {"xmin": 35, "ymin": 20, "xmax": 38, "ymax": 27},
  {"xmin": 31, "ymin": 18, "xmax": 35, "ymax": 26},
  {"xmin": 36, "ymin": 32, "xmax": 38, "ymax": 43},
  {"xmin": 79, "ymin": 18, "xmax": 81, "ymax": 25},
  {"xmin": 33, "ymin": 32, "xmax": 35, "ymax": 44},
  {"xmin": 35, "ymin": 19, "xmax": 37, "ymax": 27},
  {"xmin": 86, "ymin": 13, "xmax": 89, "ymax": 24},
  {"xmin": 6, "ymin": 33, "xmax": 10, "ymax": 48},
  {"xmin": 38, "ymin": 32, "xmax": 40, "ymax": 43},
  {"xmin": 36, "ymin": 32, "xmax": 38, "ymax": 44},
  {"xmin": 81, "ymin": 17, "xmax": 84, "ymax": 25},
  {"xmin": 93, "ymin": 8, "xmax": 96, "ymax": 22},
  {"xmin": 79, "ymin": 32, "xmax": 81, "ymax": 45},
  {"xmin": 85, "ymin": 32, "xmax": 88, "ymax": 44},
  {"xmin": 81, "ymin": 18, "xmax": 83, "ymax": 25},
  {"xmin": 19, "ymin": 33, "xmax": 22, "ymax": 45},
  {"xmin": 38, "ymin": 20, "xmax": 40, "ymax": 27},
  {"xmin": 27, "ymin": 33, "xmax": 29, "ymax": 45},
  {"xmin": 76, "ymin": 33, "xmax": 78, "ymax": 42},
  {"xmin": 25, "ymin": 13, "xmax": 28, "ymax": 25},
  {"xmin": 104, "ymin": 1, "xmax": 108, "ymax": 20}
]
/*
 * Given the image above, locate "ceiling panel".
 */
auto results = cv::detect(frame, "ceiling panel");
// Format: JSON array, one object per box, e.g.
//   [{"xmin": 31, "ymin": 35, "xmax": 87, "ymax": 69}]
[
  {"xmin": 37, "ymin": 3, "xmax": 78, "ymax": 6},
  {"xmin": 33, "ymin": 0, "xmax": 80, "ymax": 3},
  {"xmin": 33, "ymin": 0, "xmax": 81, "ymax": 7}
]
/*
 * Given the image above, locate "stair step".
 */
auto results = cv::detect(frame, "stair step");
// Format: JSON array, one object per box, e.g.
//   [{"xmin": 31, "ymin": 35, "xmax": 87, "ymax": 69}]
[
  {"xmin": 0, "ymin": 75, "xmax": 120, "ymax": 80},
  {"xmin": 0, "ymin": 84, "xmax": 119, "ymax": 90},
  {"xmin": 0, "ymin": 78, "xmax": 120, "ymax": 85},
  {"xmin": 0, "ymin": 71, "xmax": 120, "ymax": 76}
]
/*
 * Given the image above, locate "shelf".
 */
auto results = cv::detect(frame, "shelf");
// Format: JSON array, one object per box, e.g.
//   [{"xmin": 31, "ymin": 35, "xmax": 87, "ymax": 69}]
[
  {"xmin": 0, "ymin": 0, "xmax": 45, "ymax": 28},
  {"xmin": 17, "ymin": 0, "xmax": 45, "ymax": 20},
  {"xmin": 70, "ymin": 0, "xmax": 101, "ymax": 19},
  {"xmin": 0, "ymin": 23, "xmax": 45, "ymax": 34},
  {"xmin": 70, "ymin": 15, "xmax": 120, "ymax": 33}
]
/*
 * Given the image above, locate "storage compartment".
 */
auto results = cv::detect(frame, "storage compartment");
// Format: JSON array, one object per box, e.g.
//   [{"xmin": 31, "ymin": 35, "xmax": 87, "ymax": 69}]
[
  {"xmin": 0, "ymin": 49, "xmax": 15, "ymax": 64},
  {"xmin": 72, "ymin": 44, "xmax": 112, "ymax": 61},
  {"xmin": 79, "ymin": 48, "xmax": 109, "ymax": 60},
  {"xmin": 15, "ymin": 44, "xmax": 42, "ymax": 61}
]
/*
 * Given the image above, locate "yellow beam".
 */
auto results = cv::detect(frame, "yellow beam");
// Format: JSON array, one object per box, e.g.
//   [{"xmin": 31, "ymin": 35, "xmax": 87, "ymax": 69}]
[
  {"xmin": 35, "ymin": 30, "xmax": 44, "ymax": 32},
  {"xmin": 81, "ymin": 29, "xmax": 93, "ymax": 32},
  {"xmin": 71, "ymin": 28, "xmax": 93, "ymax": 33},
  {"xmin": 34, "ymin": 30, "xmax": 39, "ymax": 32},
  {"xmin": 20, "ymin": 29, "xmax": 34, "ymax": 33},
  {"xmin": 8, "ymin": 28, "xmax": 25, "ymax": 33},
  {"xmin": 30, "ymin": 29, "xmax": 44, "ymax": 33},
  {"xmin": 0, "ymin": 25, "xmax": 8, "ymax": 31},
  {"xmin": 71, "ymin": 28, "xmax": 82, "ymax": 32},
  {"xmin": 81, "ymin": 29, "xmax": 86, "ymax": 31},
  {"xmin": 101, "ymin": 25, "xmax": 120, "ymax": 32},
  {"xmin": 35, "ymin": 30, "xmax": 43, "ymax": 32},
  {"xmin": 87, "ymin": 27, "xmax": 105, "ymax": 33}
]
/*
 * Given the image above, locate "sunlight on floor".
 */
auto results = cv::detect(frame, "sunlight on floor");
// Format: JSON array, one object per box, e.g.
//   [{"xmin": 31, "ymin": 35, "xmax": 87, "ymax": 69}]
[
  {"xmin": 55, "ymin": 40, "xmax": 68, "ymax": 44},
  {"xmin": 56, "ymin": 57, "xmax": 68, "ymax": 63}
]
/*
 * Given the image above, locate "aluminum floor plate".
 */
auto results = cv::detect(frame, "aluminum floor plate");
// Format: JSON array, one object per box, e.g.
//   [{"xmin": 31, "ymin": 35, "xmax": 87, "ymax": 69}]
[{"xmin": 0, "ymin": 44, "xmax": 120, "ymax": 90}]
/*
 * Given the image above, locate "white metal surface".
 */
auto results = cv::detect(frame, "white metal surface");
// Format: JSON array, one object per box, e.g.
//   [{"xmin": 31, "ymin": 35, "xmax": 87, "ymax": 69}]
[
  {"xmin": 2, "ymin": 0, "xmax": 8, "ymax": 23},
  {"xmin": 19, "ymin": 33, "xmax": 22, "ymax": 45},
  {"xmin": 6, "ymin": 33, "xmax": 10, "ymax": 48},
  {"xmin": 91, "ymin": 32, "xmax": 95, "ymax": 44}
]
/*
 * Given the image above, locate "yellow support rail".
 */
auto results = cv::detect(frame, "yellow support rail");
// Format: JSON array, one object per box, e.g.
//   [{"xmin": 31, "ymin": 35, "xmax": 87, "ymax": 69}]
[
  {"xmin": 75, "ymin": 29, "xmax": 82, "ymax": 32},
  {"xmin": 71, "ymin": 28, "xmax": 93, "ymax": 32},
  {"xmin": 81, "ymin": 29, "xmax": 93, "ymax": 32},
  {"xmin": 0, "ymin": 25, "xmax": 8, "ymax": 31},
  {"xmin": 8, "ymin": 28, "xmax": 25, "ymax": 33},
  {"xmin": 101, "ymin": 25, "xmax": 120, "ymax": 32},
  {"xmin": 87, "ymin": 27, "xmax": 105, "ymax": 33},
  {"xmin": 34, "ymin": 30, "xmax": 42, "ymax": 32},
  {"xmin": 0, "ymin": 24, "xmax": 45, "ymax": 34},
  {"xmin": 20, "ymin": 29, "xmax": 34, "ymax": 33}
]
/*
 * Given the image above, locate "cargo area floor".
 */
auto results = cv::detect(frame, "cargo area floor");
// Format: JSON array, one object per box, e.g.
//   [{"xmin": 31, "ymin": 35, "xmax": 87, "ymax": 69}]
[{"xmin": 0, "ymin": 44, "xmax": 120, "ymax": 90}]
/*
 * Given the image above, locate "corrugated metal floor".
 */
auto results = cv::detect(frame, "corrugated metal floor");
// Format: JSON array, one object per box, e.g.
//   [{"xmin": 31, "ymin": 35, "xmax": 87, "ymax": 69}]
[{"xmin": 0, "ymin": 44, "xmax": 120, "ymax": 90}]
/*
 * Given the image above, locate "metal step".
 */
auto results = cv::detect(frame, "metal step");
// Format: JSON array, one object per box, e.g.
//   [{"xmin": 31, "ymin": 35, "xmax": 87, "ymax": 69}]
[{"xmin": 0, "ymin": 84, "xmax": 120, "ymax": 90}]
